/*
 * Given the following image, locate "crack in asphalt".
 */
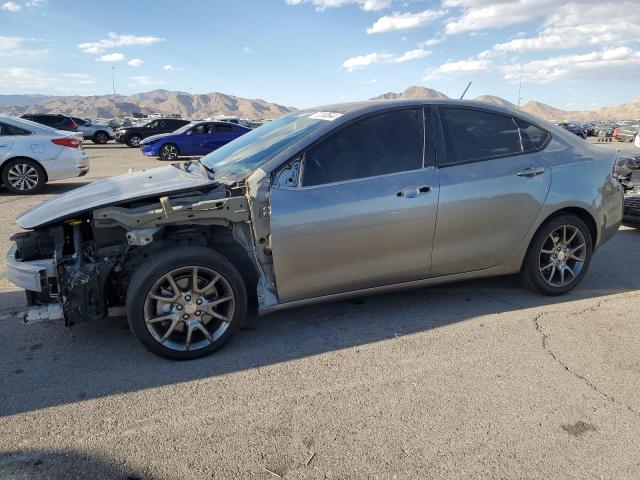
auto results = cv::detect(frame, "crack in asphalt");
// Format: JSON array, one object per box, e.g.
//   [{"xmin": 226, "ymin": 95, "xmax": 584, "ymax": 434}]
[{"xmin": 532, "ymin": 309, "xmax": 639, "ymax": 418}]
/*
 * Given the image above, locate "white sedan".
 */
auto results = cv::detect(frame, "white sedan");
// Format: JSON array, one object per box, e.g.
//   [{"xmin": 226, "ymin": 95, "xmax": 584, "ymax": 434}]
[{"xmin": 0, "ymin": 115, "xmax": 89, "ymax": 194}]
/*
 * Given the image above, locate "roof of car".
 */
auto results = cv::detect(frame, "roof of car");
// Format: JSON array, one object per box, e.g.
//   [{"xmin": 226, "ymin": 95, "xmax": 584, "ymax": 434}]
[{"xmin": 303, "ymin": 98, "xmax": 555, "ymax": 130}]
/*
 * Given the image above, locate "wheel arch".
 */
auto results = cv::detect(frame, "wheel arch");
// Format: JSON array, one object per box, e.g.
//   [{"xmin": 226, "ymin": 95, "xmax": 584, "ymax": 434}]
[
  {"xmin": 1, "ymin": 156, "xmax": 49, "ymax": 183},
  {"xmin": 543, "ymin": 206, "xmax": 598, "ymax": 248},
  {"xmin": 105, "ymin": 224, "xmax": 259, "ymax": 309}
]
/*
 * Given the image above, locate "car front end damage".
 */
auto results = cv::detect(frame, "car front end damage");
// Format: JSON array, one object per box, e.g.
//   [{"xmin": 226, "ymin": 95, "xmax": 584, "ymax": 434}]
[{"xmin": 5, "ymin": 164, "xmax": 279, "ymax": 327}]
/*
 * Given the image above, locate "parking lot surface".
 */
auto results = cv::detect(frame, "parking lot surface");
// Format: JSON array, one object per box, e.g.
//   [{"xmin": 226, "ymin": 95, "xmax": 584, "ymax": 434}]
[{"xmin": 1, "ymin": 141, "xmax": 639, "ymax": 479}]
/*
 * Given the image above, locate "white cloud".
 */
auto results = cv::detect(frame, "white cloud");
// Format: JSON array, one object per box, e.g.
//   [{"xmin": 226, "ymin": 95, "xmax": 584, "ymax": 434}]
[
  {"xmin": 420, "ymin": 36, "xmax": 444, "ymax": 47},
  {"xmin": 502, "ymin": 47, "xmax": 640, "ymax": 83},
  {"xmin": 163, "ymin": 64, "xmax": 183, "ymax": 72},
  {"xmin": 362, "ymin": 78, "xmax": 379, "ymax": 84},
  {"xmin": 78, "ymin": 32, "xmax": 164, "ymax": 54},
  {"xmin": 443, "ymin": 0, "xmax": 555, "ymax": 35},
  {"xmin": 243, "ymin": 46, "xmax": 253, "ymax": 54},
  {"xmin": 492, "ymin": 3, "xmax": 640, "ymax": 53},
  {"xmin": 423, "ymin": 56, "xmax": 492, "ymax": 79},
  {"xmin": 0, "ymin": 35, "xmax": 49, "ymax": 56},
  {"xmin": 1, "ymin": 1, "xmax": 21, "ymax": 12},
  {"xmin": 96, "ymin": 52, "xmax": 124, "ymax": 62},
  {"xmin": 63, "ymin": 73, "xmax": 95, "ymax": 85},
  {"xmin": 0, "ymin": 67, "xmax": 50, "ymax": 89},
  {"xmin": 366, "ymin": 9, "xmax": 446, "ymax": 34},
  {"xmin": 343, "ymin": 47, "xmax": 431, "ymax": 71},
  {"xmin": 285, "ymin": 0, "xmax": 391, "ymax": 12},
  {"xmin": 129, "ymin": 75, "xmax": 165, "ymax": 87},
  {"xmin": 127, "ymin": 57, "xmax": 145, "ymax": 67}
]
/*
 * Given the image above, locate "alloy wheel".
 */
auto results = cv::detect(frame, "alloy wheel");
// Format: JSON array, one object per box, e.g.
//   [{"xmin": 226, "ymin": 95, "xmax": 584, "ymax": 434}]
[
  {"xmin": 7, "ymin": 163, "xmax": 39, "ymax": 191},
  {"xmin": 143, "ymin": 266, "xmax": 235, "ymax": 352},
  {"xmin": 129, "ymin": 136, "xmax": 141, "ymax": 147},
  {"xmin": 161, "ymin": 145, "xmax": 178, "ymax": 160},
  {"xmin": 538, "ymin": 224, "xmax": 587, "ymax": 287}
]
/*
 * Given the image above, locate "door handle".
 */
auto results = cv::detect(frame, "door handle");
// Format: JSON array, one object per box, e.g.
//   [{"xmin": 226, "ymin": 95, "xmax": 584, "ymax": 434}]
[
  {"xmin": 396, "ymin": 185, "xmax": 431, "ymax": 198},
  {"xmin": 516, "ymin": 166, "xmax": 545, "ymax": 177}
]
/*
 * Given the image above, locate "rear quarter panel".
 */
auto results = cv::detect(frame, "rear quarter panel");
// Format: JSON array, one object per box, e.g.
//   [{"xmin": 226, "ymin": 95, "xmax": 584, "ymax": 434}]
[{"xmin": 503, "ymin": 132, "xmax": 623, "ymax": 270}]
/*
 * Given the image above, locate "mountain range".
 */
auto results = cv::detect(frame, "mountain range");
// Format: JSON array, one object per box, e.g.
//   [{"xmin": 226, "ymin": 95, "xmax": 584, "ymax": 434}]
[
  {"xmin": 0, "ymin": 90, "xmax": 296, "ymax": 120},
  {"xmin": 372, "ymin": 86, "xmax": 640, "ymax": 122},
  {"xmin": 1, "ymin": 86, "xmax": 639, "ymax": 122}
]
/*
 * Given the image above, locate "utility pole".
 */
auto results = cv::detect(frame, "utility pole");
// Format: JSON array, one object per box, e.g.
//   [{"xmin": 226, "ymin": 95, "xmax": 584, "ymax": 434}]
[
  {"xmin": 112, "ymin": 66, "xmax": 117, "ymax": 120},
  {"xmin": 517, "ymin": 64, "xmax": 523, "ymax": 108}
]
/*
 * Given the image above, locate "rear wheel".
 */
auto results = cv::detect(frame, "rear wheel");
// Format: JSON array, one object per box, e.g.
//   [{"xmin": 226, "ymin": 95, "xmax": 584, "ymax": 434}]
[
  {"xmin": 126, "ymin": 247, "xmax": 247, "ymax": 359},
  {"xmin": 519, "ymin": 214, "xmax": 593, "ymax": 295},
  {"xmin": 127, "ymin": 135, "xmax": 142, "ymax": 148},
  {"xmin": 2, "ymin": 158, "xmax": 46, "ymax": 194},
  {"xmin": 159, "ymin": 143, "xmax": 180, "ymax": 161},
  {"xmin": 92, "ymin": 131, "xmax": 109, "ymax": 144}
]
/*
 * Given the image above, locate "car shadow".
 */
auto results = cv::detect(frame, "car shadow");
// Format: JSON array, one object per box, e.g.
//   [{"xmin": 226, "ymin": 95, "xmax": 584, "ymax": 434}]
[
  {"xmin": 0, "ymin": 227, "xmax": 638, "ymax": 417},
  {"xmin": 0, "ymin": 448, "xmax": 153, "ymax": 480}
]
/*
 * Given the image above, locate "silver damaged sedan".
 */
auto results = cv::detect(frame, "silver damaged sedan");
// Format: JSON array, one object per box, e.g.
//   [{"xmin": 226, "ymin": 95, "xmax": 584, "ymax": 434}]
[{"xmin": 6, "ymin": 100, "xmax": 624, "ymax": 359}]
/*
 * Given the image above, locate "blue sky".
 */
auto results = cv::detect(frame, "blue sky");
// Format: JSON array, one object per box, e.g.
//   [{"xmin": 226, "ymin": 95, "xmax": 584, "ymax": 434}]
[{"xmin": 1, "ymin": 0, "xmax": 639, "ymax": 110}]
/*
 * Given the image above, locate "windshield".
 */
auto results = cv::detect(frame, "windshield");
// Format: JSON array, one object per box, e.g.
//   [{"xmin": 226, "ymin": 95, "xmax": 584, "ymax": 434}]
[{"xmin": 201, "ymin": 110, "xmax": 331, "ymax": 180}]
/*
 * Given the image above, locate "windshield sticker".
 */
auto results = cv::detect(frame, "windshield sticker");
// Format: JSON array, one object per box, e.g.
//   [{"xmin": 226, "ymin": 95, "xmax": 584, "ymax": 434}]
[{"xmin": 308, "ymin": 111, "xmax": 343, "ymax": 121}]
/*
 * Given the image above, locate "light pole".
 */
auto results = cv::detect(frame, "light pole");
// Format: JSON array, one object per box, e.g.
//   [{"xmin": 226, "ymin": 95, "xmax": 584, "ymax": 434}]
[
  {"xmin": 517, "ymin": 64, "xmax": 523, "ymax": 108},
  {"xmin": 111, "ymin": 66, "xmax": 117, "ymax": 120}
]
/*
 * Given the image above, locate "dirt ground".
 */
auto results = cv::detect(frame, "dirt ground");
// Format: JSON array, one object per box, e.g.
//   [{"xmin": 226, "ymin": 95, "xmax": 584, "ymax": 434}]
[{"xmin": 0, "ymin": 140, "xmax": 639, "ymax": 479}]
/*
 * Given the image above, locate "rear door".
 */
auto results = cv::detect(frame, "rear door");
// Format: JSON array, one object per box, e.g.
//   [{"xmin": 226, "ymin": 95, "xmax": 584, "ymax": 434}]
[
  {"xmin": 430, "ymin": 106, "xmax": 552, "ymax": 276},
  {"xmin": 270, "ymin": 107, "xmax": 439, "ymax": 303}
]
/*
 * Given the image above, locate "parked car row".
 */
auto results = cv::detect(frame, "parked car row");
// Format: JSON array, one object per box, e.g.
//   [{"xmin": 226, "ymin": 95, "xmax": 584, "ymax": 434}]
[
  {"xmin": 557, "ymin": 120, "xmax": 639, "ymax": 143},
  {"xmin": 20, "ymin": 114, "xmax": 115, "ymax": 144}
]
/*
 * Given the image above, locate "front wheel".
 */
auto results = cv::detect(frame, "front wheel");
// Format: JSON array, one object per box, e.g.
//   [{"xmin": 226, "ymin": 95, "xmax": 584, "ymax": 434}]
[
  {"xmin": 519, "ymin": 214, "xmax": 593, "ymax": 296},
  {"xmin": 126, "ymin": 247, "xmax": 248, "ymax": 359},
  {"xmin": 127, "ymin": 135, "xmax": 142, "ymax": 148},
  {"xmin": 159, "ymin": 143, "xmax": 179, "ymax": 161}
]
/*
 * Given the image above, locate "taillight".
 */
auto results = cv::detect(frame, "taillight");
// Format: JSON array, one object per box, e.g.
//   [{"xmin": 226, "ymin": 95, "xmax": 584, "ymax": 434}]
[{"xmin": 52, "ymin": 138, "xmax": 82, "ymax": 148}]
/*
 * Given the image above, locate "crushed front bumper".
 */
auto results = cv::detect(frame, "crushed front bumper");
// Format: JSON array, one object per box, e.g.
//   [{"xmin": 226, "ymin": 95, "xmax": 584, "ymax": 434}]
[{"xmin": 5, "ymin": 243, "xmax": 56, "ymax": 293}]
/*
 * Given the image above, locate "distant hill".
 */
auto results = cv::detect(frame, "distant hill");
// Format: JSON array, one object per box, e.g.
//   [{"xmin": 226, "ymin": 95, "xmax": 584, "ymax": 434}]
[
  {"xmin": 0, "ymin": 89, "xmax": 296, "ymax": 120},
  {"xmin": 370, "ymin": 85, "xmax": 640, "ymax": 122},
  {"xmin": 474, "ymin": 95, "xmax": 517, "ymax": 109},
  {"xmin": 371, "ymin": 86, "xmax": 448, "ymax": 100}
]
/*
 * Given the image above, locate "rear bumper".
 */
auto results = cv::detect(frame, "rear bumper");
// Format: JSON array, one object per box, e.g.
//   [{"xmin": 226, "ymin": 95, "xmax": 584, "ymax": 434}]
[{"xmin": 5, "ymin": 244, "xmax": 56, "ymax": 293}]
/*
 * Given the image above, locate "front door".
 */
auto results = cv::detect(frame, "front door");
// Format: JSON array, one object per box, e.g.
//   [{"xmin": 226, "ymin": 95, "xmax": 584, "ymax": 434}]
[
  {"xmin": 269, "ymin": 107, "xmax": 439, "ymax": 303},
  {"xmin": 430, "ymin": 106, "xmax": 552, "ymax": 276}
]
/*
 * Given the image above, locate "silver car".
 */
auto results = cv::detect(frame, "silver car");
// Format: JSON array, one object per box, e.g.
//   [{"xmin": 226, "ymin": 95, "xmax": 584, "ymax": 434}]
[
  {"xmin": 71, "ymin": 117, "xmax": 115, "ymax": 144},
  {"xmin": 5, "ymin": 100, "xmax": 624, "ymax": 359}
]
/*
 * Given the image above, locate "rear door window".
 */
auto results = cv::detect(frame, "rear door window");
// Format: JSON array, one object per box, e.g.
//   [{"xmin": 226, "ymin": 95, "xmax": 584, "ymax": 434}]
[
  {"xmin": 215, "ymin": 123, "xmax": 234, "ymax": 133},
  {"xmin": 302, "ymin": 108, "xmax": 424, "ymax": 187},
  {"xmin": 438, "ymin": 107, "xmax": 523, "ymax": 165},
  {"xmin": 515, "ymin": 118, "xmax": 551, "ymax": 151}
]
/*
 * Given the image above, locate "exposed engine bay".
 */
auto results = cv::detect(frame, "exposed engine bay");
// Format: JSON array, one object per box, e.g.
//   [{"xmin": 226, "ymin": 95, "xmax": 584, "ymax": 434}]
[{"xmin": 9, "ymin": 162, "xmax": 279, "ymax": 326}]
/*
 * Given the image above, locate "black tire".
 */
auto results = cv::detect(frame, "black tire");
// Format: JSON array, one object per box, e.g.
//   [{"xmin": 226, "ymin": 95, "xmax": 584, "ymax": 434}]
[
  {"xmin": 127, "ymin": 135, "xmax": 142, "ymax": 148},
  {"xmin": 159, "ymin": 143, "xmax": 180, "ymax": 161},
  {"xmin": 126, "ymin": 246, "xmax": 248, "ymax": 360},
  {"xmin": 92, "ymin": 131, "xmax": 109, "ymax": 144},
  {"xmin": 519, "ymin": 214, "xmax": 593, "ymax": 296},
  {"xmin": 2, "ymin": 158, "xmax": 46, "ymax": 194}
]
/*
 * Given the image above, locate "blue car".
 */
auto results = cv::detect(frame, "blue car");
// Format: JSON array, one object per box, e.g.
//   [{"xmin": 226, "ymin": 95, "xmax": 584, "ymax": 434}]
[{"xmin": 140, "ymin": 121, "xmax": 250, "ymax": 160}]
